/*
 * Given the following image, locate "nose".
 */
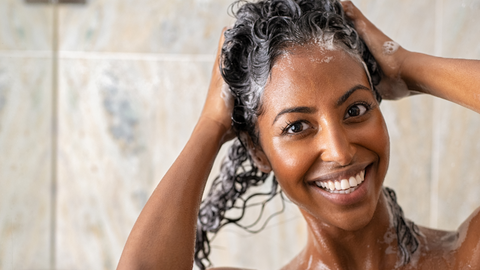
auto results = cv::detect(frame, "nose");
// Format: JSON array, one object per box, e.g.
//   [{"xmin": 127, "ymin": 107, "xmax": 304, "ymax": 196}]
[{"xmin": 318, "ymin": 122, "xmax": 355, "ymax": 166}]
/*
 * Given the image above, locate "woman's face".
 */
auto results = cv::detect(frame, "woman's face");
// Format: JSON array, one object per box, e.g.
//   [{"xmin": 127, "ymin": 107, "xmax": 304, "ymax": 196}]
[{"xmin": 255, "ymin": 45, "xmax": 390, "ymax": 231}]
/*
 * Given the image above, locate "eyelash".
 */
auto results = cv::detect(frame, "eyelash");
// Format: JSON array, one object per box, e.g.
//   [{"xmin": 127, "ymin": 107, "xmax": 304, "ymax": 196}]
[
  {"xmin": 344, "ymin": 101, "xmax": 375, "ymax": 119},
  {"xmin": 280, "ymin": 120, "xmax": 310, "ymax": 135},
  {"xmin": 280, "ymin": 101, "xmax": 375, "ymax": 135}
]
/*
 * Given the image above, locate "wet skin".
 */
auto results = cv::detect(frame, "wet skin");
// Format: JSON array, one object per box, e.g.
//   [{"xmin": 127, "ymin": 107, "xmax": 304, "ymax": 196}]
[
  {"xmin": 250, "ymin": 45, "xmax": 480, "ymax": 269},
  {"xmin": 256, "ymin": 46, "xmax": 389, "ymax": 231},
  {"xmin": 252, "ymin": 45, "xmax": 393, "ymax": 268}
]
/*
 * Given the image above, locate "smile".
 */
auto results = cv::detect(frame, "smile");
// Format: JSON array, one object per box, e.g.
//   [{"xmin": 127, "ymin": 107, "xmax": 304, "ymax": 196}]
[{"xmin": 314, "ymin": 170, "xmax": 365, "ymax": 194}]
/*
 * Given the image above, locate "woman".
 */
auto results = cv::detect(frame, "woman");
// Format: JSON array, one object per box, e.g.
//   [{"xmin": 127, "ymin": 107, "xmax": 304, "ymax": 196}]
[{"xmin": 117, "ymin": 0, "xmax": 480, "ymax": 269}]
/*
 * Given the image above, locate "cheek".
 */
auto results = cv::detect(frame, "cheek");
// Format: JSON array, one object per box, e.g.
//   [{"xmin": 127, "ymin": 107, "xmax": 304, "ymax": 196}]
[
  {"xmin": 264, "ymin": 138, "xmax": 317, "ymax": 191},
  {"xmin": 355, "ymin": 112, "xmax": 390, "ymax": 174}
]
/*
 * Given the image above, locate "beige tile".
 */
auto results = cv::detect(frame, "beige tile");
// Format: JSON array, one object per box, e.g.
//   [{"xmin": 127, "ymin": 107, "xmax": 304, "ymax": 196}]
[
  {"xmin": 352, "ymin": 0, "xmax": 436, "ymax": 54},
  {"xmin": 441, "ymin": 0, "xmax": 480, "ymax": 59},
  {"xmin": 56, "ymin": 57, "xmax": 213, "ymax": 269},
  {"xmin": 381, "ymin": 96, "xmax": 435, "ymax": 227},
  {"xmin": 432, "ymin": 0, "xmax": 480, "ymax": 231},
  {"xmin": 434, "ymin": 101, "xmax": 480, "ymax": 231},
  {"xmin": 0, "ymin": 0, "xmax": 53, "ymax": 51},
  {"xmin": 0, "ymin": 57, "xmax": 52, "ymax": 269},
  {"xmin": 58, "ymin": 0, "xmax": 235, "ymax": 54}
]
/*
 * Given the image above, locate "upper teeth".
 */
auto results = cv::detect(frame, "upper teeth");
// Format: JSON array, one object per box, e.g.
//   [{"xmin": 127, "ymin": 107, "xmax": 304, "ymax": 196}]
[{"xmin": 315, "ymin": 170, "xmax": 365, "ymax": 194}]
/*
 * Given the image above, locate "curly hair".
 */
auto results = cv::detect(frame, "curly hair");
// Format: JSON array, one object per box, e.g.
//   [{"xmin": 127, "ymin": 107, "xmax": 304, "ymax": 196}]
[{"xmin": 194, "ymin": 0, "xmax": 418, "ymax": 269}]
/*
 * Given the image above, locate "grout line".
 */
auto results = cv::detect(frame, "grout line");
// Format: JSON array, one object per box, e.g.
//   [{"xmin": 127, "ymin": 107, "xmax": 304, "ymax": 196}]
[
  {"xmin": 430, "ymin": 0, "xmax": 443, "ymax": 229},
  {"xmin": 0, "ymin": 50, "xmax": 214, "ymax": 62},
  {"xmin": 50, "ymin": 2, "xmax": 59, "ymax": 269},
  {"xmin": 58, "ymin": 51, "xmax": 215, "ymax": 61},
  {"xmin": 0, "ymin": 50, "xmax": 53, "ymax": 58}
]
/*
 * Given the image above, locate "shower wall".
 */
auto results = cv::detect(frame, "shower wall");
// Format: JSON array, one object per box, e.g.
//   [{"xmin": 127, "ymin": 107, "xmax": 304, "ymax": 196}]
[
  {"xmin": 0, "ymin": 1, "xmax": 53, "ymax": 269},
  {"xmin": 0, "ymin": 0, "xmax": 479, "ymax": 269}
]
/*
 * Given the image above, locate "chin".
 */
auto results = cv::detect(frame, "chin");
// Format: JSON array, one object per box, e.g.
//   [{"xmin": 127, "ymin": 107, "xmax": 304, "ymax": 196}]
[{"xmin": 299, "ymin": 196, "xmax": 379, "ymax": 232}]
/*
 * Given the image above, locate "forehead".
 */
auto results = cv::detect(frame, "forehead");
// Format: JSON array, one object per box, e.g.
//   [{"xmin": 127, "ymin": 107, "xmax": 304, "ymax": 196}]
[{"xmin": 261, "ymin": 45, "xmax": 368, "ymax": 112}]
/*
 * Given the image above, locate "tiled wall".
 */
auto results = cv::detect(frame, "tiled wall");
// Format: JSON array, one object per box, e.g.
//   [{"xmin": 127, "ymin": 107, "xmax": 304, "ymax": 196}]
[
  {"xmin": 0, "ymin": 0, "xmax": 479, "ymax": 269},
  {"xmin": 0, "ymin": 0, "xmax": 53, "ymax": 269}
]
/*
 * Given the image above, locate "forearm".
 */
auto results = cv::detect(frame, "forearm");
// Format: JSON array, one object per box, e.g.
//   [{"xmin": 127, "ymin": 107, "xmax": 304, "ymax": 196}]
[
  {"xmin": 401, "ymin": 52, "xmax": 480, "ymax": 113},
  {"xmin": 117, "ymin": 117, "xmax": 228, "ymax": 270}
]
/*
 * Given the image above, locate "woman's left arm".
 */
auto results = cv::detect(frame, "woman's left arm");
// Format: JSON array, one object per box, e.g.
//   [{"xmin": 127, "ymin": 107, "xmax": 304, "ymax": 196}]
[
  {"xmin": 341, "ymin": 1, "xmax": 480, "ymax": 113},
  {"xmin": 401, "ymin": 53, "xmax": 480, "ymax": 113}
]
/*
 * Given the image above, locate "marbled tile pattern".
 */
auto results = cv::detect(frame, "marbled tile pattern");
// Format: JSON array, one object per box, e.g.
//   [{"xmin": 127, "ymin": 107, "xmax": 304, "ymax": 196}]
[
  {"xmin": 441, "ymin": 0, "xmax": 480, "ymax": 59},
  {"xmin": 0, "ymin": 57, "xmax": 52, "ymax": 269},
  {"xmin": 435, "ymin": 100, "xmax": 480, "ymax": 231},
  {"xmin": 58, "ymin": 0, "xmax": 235, "ymax": 54},
  {"xmin": 0, "ymin": 0, "xmax": 53, "ymax": 51},
  {"xmin": 381, "ymin": 96, "xmax": 435, "ymax": 227},
  {"xmin": 56, "ymin": 57, "xmax": 213, "ymax": 269},
  {"xmin": 433, "ymin": 0, "xmax": 480, "ymax": 231},
  {"xmin": 352, "ymin": 0, "xmax": 436, "ymax": 54}
]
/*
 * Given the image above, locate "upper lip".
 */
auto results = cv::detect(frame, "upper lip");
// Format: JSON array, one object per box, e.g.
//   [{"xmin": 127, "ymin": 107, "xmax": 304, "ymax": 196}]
[{"xmin": 306, "ymin": 162, "xmax": 370, "ymax": 183}]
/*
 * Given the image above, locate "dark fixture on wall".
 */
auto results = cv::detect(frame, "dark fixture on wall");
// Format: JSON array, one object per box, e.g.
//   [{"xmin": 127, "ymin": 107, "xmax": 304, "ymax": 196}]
[{"xmin": 25, "ymin": 0, "xmax": 86, "ymax": 3}]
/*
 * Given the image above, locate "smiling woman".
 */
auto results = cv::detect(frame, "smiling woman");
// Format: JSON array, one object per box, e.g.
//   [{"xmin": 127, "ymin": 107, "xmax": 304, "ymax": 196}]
[{"xmin": 116, "ymin": 0, "xmax": 480, "ymax": 269}]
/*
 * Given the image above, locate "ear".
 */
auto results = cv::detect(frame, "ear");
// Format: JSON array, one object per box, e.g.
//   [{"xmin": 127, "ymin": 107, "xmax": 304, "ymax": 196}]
[
  {"xmin": 244, "ymin": 140, "xmax": 272, "ymax": 174},
  {"xmin": 239, "ymin": 132, "xmax": 272, "ymax": 173},
  {"xmin": 248, "ymin": 146, "xmax": 272, "ymax": 173}
]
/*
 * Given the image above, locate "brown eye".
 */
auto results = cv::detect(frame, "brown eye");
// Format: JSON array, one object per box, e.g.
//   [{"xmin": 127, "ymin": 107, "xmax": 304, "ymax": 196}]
[
  {"xmin": 285, "ymin": 121, "xmax": 309, "ymax": 134},
  {"xmin": 345, "ymin": 104, "xmax": 368, "ymax": 119}
]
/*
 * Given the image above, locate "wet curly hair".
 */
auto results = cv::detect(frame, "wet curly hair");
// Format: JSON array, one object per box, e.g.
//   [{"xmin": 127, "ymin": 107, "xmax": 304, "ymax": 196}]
[{"xmin": 194, "ymin": 0, "xmax": 418, "ymax": 269}]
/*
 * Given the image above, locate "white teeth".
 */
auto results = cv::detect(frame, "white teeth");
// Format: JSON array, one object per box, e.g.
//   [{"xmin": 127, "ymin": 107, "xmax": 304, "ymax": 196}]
[
  {"xmin": 315, "ymin": 169, "xmax": 366, "ymax": 194},
  {"xmin": 340, "ymin": 179, "xmax": 349, "ymax": 189},
  {"xmin": 355, "ymin": 174, "xmax": 362, "ymax": 184},
  {"xmin": 349, "ymin": 176, "xmax": 357, "ymax": 187},
  {"xmin": 328, "ymin": 181, "xmax": 335, "ymax": 190},
  {"xmin": 334, "ymin": 181, "xmax": 341, "ymax": 190}
]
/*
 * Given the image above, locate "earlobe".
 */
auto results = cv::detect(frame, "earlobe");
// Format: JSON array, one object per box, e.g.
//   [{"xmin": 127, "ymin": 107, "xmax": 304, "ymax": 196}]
[
  {"xmin": 248, "ymin": 146, "xmax": 272, "ymax": 173},
  {"xmin": 239, "ymin": 132, "xmax": 272, "ymax": 173}
]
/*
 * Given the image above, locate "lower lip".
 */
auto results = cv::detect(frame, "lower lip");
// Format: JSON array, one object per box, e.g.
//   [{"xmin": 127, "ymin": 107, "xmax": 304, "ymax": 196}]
[{"xmin": 312, "ymin": 165, "xmax": 371, "ymax": 206}]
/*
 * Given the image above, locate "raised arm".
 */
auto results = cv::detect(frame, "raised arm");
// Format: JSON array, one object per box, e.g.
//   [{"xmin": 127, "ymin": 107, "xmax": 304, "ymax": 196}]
[
  {"xmin": 117, "ymin": 29, "xmax": 233, "ymax": 270},
  {"xmin": 342, "ymin": 1, "xmax": 480, "ymax": 113}
]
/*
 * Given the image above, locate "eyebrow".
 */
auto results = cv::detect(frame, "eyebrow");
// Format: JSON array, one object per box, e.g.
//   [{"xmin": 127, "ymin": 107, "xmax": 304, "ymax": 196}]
[
  {"xmin": 272, "ymin": 106, "xmax": 317, "ymax": 125},
  {"xmin": 272, "ymin": 84, "xmax": 371, "ymax": 125},
  {"xmin": 335, "ymin": 84, "xmax": 371, "ymax": 107}
]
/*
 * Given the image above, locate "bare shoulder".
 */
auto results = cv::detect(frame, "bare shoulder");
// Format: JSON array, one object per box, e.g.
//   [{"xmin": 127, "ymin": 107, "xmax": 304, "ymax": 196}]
[
  {"xmin": 455, "ymin": 207, "xmax": 480, "ymax": 264},
  {"xmin": 418, "ymin": 207, "xmax": 480, "ymax": 268}
]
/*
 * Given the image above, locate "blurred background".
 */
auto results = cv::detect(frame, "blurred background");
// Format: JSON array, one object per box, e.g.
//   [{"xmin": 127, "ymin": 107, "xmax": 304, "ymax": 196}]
[{"xmin": 0, "ymin": 0, "xmax": 479, "ymax": 269}]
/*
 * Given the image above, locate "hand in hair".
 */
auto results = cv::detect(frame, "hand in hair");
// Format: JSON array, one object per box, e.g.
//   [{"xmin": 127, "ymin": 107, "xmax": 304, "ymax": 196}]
[
  {"xmin": 201, "ymin": 28, "xmax": 236, "ymax": 143},
  {"xmin": 342, "ymin": 1, "xmax": 480, "ymax": 113},
  {"xmin": 341, "ymin": 1, "xmax": 414, "ymax": 100}
]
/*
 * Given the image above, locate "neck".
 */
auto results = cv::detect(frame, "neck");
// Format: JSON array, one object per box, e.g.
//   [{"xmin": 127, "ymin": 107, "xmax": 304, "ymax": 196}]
[{"xmin": 299, "ymin": 190, "xmax": 402, "ymax": 269}]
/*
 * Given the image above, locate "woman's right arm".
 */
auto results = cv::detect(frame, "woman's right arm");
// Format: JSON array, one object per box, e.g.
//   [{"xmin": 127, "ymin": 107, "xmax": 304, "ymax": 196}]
[
  {"xmin": 117, "ymin": 29, "xmax": 232, "ymax": 270},
  {"xmin": 341, "ymin": 1, "xmax": 480, "ymax": 113}
]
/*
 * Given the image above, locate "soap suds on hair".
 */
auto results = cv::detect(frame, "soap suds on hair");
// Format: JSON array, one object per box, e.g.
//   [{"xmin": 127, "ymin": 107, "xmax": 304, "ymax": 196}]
[
  {"xmin": 361, "ymin": 61, "xmax": 374, "ymax": 90},
  {"xmin": 383, "ymin": 41, "xmax": 400, "ymax": 55},
  {"xmin": 313, "ymin": 32, "xmax": 336, "ymax": 51}
]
